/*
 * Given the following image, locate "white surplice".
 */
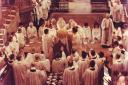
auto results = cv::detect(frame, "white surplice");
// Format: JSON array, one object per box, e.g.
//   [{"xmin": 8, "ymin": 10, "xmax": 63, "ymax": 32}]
[
  {"xmin": 42, "ymin": 33, "xmax": 53, "ymax": 58},
  {"xmin": 82, "ymin": 66, "xmax": 99, "ymax": 85},
  {"xmin": 77, "ymin": 59, "xmax": 89, "ymax": 82},
  {"xmin": 63, "ymin": 66, "xmax": 80, "ymax": 85},
  {"xmin": 16, "ymin": 32, "xmax": 25, "ymax": 48},
  {"xmin": 12, "ymin": 60, "xmax": 27, "ymax": 85},
  {"xmin": 101, "ymin": 18, "xmax": 114, "ymax": 45},
  {"xmin": 9, "ymin": 41, "xmax": 19, "ymax": 56},
  {"xmin": 92, "ymin": 27, "xmax": 101, "ymax": 42},
  {"xmin": 122, "ymin": 30, "xmax": 128, "ymax": 51},
  {"xmin": 27, "ymin": 26, "xmax": 37, "ymax": 39},
  {"xmin": 83, "ymin": 26, "xmax": 92, "ymax": 43}
]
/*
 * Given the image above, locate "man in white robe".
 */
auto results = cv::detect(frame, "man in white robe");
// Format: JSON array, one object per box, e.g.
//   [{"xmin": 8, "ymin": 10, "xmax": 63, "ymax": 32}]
[
  {"xmin": 78, "ymin": 51, "xmax": 89, "ymax": 82},
  {"xmin": 18, "ymin": 23, "xmax": 27, "ymax": 38},
  {"xmin": 26, "ymin": 64, "xmax": 46, "ymax": 85},
  {"xmin": 101, "ymin": 13, "xmax": 115, "ymax": 47},
  {"xmin": 57, "ymin": 17, "xmax": 66, "ymax": 30},
  {"xmin": 52, "ymin": 52, "xmax": 66, "ymax": 74},
  {"xmin": 83, "ymin": 23, "xmax": 92, "ymax": 44},
  {"xmin": 9, "ymin": 38, "xmax": 19, "ymax": 56},
  {"xmin": 16, "ymin": 29, "xmax": 25, "ymax": 48},
  {"xmin": 63, "ymin": 59, "xmax": 80, "ymax": 85},
  {"xmin": 111, "ymin": 0, "xmax": 125, "ymax": 28},
  {"xmin": 82, "ymin": 60, "xmax": 98, "ymax": 85},
  {"xmin": 12, "ymin": 57, "xmax": 27, "ymax": 85},
  {"xmin": 71, "ymin": 26, "xmax": 82, "ymax": 53},
  {"xmin": 38, "ymin": 25, "xmax": 44, "ymax": 39},
  {"xmin": 35, "ymin": 0, "xmax": 51, "ymax": 20},
  {"xmin": 4, "ymin": 42, "xmax": 12, "ymax": 58},
  {"xmin": 27, "ymin": 22, "xmax": 37, "ymax": 41},
  {"xmin": 42, "ymin": 28, "xmax": 53, "ymax": 59},
  {"xmin": 112, "ymin": 54, "xmax": 123, "ymax": 74},
  {"xmin": 92, "ymin": 23, "xmax": 101, "ymax": 43},
  {"xmin": 122, "ymin": 30, "xmax": 128, "ymax": 51},
  {"xmin": 121, "ymin": 50, "xmax": 128, "ymax": 73}
]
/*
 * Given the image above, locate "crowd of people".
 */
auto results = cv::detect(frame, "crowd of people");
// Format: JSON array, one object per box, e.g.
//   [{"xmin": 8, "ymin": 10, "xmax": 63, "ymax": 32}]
[
  {"xmin": 0, "ymin": 0, "xmax": 128, "ymax": 85},
  {"xmin": 0, "ymin": 12, "xmax": 128, "ymax": 85}
]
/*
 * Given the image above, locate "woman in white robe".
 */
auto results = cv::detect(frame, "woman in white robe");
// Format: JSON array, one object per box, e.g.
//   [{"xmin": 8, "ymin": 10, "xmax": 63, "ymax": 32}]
[
  {"xmin": 82, "ymin": 60, "xmax": 98, "ymax": 85},
  {"xmin": 27, "ymin": 22, "xmax": 37, "ymax": 41},
  {"xmin": 101, "ymin": 13, "xmax": 115, "ymax": 46}
]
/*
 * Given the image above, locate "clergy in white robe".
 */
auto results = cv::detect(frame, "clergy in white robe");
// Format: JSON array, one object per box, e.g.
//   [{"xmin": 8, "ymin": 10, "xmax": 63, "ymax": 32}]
[
  {"xmin": 71, "ymin": 26, "xmax": 82, "ymax": 53},
  {"xmin": 51, "ymin": 18, "xmax": 57, "ymax": 28},
  {"xmin": 40, "ymin": 58, "xmax": 50, "ymax": 72},
  {"xmin": 34, "ymin": 55, "xmax": 46, "ymax": 70},
  {"xmin": 26, "ymin": 64, "xmax": 46, "ymax": 85},
  {"xmin": 18, "ymin": 23, "xmax": 27, "ymax": 38},
  {"xmin": 101, "ymin": 13, "xmax": 115, "ymax": 46},
  {"xmin": 65, "ymin": 19, "xmax": 77, "ymax": 31},
  {"xmin": 116, "ymin": 75, "xmax": 126, "ymax": 85},
  {"xmin": 111, "ymin": 0, "xmax": 125, "ymax": 24},
  {"xmin": 122, "ymin": 30, "xmax": 128, "ymax": 51},
  {"xmin": 42, "ymin": 28, "xmax": 53, "ymax": 59},
  {"xmin": 63, "ymin": 60, "xmax": 80, "ymax": 85},
  {"xmin": 78, "ymin": 51, "xmax": 89, "ymax": 82},
  {"xmin": 89, "ymin": 49, "xmax": 99, "ymax": 61},
  {"xmin": 52, "ymin": 52, "xmax": 66, "ymax": 74},
  {"xmin": 82, "ymin": 60, "xmax": 98, "ymax": 85},
  {"xmin": 97, "ymin": 51, "xmax": 106, "ymax": 85},
  {"xmin": 71, "ymin": 49, "xmax": 80, "ymax": 62},
  {"xmin": 122, "ymin": 51, "xmax": 128, "ymax": 72},
  {"xmin": 37, "ymin": 0, "xmax": 51, "ymax": 20},
  {"xmin": 57, "ymin": 17, "xmax": 66, "ymax": 30},
  {"xmin": 9, "ymin": 38, "xmax": 19, "ymax": 56},
  {"xmin": 27, "ymin": 22, "xmax": 37, "ymax": 40},
  {"xmin": 112, "ymin": 54, "xmax": 123, "ymax": 73},
  {"xmin": 16, "ymin": 29, "xmax": 25, "ymax": 48},
  {"xmin": 12, "ymin": 57, "xmax": 27, "ymax": 85},
  {"xmin": 4, "ymin": 42, "xmax": 12, "ymax": 58},
  {"xmin": 24, "ymin": 53, "xmax": 35, "ymax": 68},
  {"xmin": 38, "ymin": 25, "xmax": 44, "ymax": 39},
  {"xmin": 92, "ymin": 23, "xmax": 101, "ymax": 43},
  {"xmin": 83, "ymin": 23, "xmax": 92, "ymax": 44}
]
